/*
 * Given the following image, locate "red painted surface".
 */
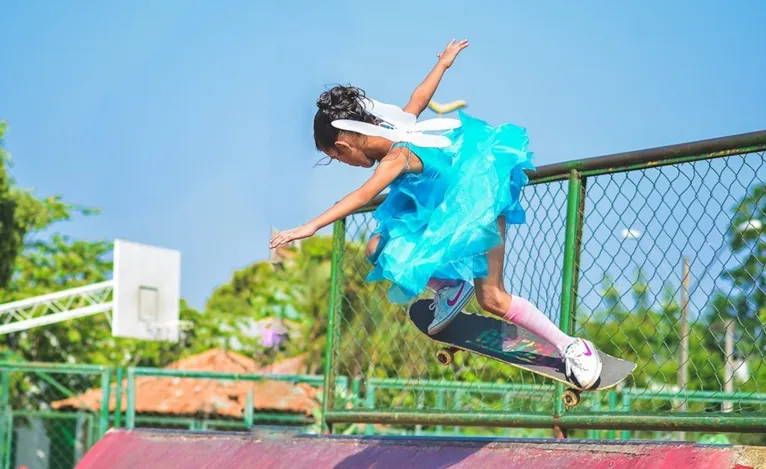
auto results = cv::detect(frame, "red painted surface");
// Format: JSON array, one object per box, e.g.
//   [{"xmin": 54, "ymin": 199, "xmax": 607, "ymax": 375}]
[{"xmin": 77, "ymin": 429, "xmax": 741, "ymax": 469}]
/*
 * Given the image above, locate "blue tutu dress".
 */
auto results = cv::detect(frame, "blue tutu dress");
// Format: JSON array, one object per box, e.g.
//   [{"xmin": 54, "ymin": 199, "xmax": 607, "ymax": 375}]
[{"xmin": 366, "ymin": 111, "xmax": 535, "ymax": 304}]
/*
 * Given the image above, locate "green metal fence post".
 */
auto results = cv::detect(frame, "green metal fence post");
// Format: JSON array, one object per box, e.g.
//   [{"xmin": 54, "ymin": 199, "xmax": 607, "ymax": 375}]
[
  {"xmin": 502, "ymin": 393, "xmax": 512, "ymax": 437},
  {"xmin": 99, "ymin": 367, "xmax": 112, "ymax": 438},
  {"xmin": 554, "ymin": 169, "xmax": 585, "ymax": 437},
  {"xmin": 588, "ymin": 393, "xmax": 601, "ymax": 439},
  {"xmin": 2, "ymin": 412, "xmax": 11, "ymax": 469},
  {"xmin": 454, "ymin": 390, "xmax": 464, "ymax": 435},
  {"xmin": 88, "ymin": 415, "xmax": 97, "ymax": 452},
  {"xmin": 569, "ymin": 175, "xmax": 587, "ymax": 335},
  {"xmin": 436, "ymin": 390, "xmax": 445, "ymax": 435},
  {"xmin": 126, "ymin": 368, "xmax": 136, "ymax": 429},
  {"xmin": 365, "ymin": 383, "xmax": 375, "ymax": 435},
  {"xmin": 321, "ymin": 218, "xmax": 346, "ymax": 434},
  {"xmin": 244, "ymin": 388, "xmax": 254, "ymax": 428},
  {"xmin": 75, "ymin": 411, "xmax": 86, "ymax": 463},
  {"xmin": 85, "ymin": 414, "xmax": 95, "ymax": 451},
  {"xmin": 621, "ymin": 394, "xmax": 632, "ymax": 440},
  {"xmin": 113, "ymin": 367, "xmax": 123, "ymax": 429},
  {"xmin": 351, "ymin": 378, "xmax": 361, "ymax": 407},
  {"xmin": 606, "ymin": 391, "xmax": 617, "ymax": 440},
  {"xmin": 0, "ymin": 370, "xmax": 7, "ymax": 467},
  {"xmin": 0, "ymin": 372, "xmax": 8, "ymax": 410},
  {"xmin": 415, "ymin": 393, "xmax": 425, "ymax": 435}
]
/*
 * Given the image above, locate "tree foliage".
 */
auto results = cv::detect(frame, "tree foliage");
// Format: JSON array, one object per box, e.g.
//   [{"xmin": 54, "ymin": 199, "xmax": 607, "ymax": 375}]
[{"xmin": 0, "ymin": 122, "xmax": 81, "ymax": 289}]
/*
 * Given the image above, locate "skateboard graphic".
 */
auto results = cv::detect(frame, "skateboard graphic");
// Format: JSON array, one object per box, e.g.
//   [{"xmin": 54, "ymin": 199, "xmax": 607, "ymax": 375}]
[{"xmin": 408, "ymin": 299, "xmax": 636, "ymax": 409}]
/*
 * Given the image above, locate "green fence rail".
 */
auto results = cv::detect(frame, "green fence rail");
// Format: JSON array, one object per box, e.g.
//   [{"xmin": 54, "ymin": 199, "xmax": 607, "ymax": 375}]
[{"xmin": 323, "ymin": 129, "xmax": 766, "ymax": 435}]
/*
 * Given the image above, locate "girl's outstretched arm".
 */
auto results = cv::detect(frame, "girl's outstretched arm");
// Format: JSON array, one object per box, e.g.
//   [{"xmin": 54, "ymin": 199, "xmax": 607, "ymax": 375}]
[
  {"xmin": 402, "ymin": 39, "xmax": 469, "ymax": 117},
  {"xmin": 269, "ymin": 149, "xmax": 410, "ymax": 249}
]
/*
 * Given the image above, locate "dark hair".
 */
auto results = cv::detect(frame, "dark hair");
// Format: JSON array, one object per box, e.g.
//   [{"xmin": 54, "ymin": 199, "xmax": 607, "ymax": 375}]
[{"xmin": 313, "ymin": 85, "xmax": 376, "ymax": 151}]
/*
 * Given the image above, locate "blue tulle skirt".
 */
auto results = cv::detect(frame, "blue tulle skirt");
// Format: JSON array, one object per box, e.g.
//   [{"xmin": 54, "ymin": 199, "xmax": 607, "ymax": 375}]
[{"xmin": 367, "ymin": 111, "xmax": 535, "ymax": 304}]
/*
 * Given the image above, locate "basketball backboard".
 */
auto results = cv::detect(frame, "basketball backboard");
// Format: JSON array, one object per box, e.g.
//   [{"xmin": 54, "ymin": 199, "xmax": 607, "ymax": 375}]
[{"xmin": 112, "ymin": 239, "xmax": 181, "ymax": 342}]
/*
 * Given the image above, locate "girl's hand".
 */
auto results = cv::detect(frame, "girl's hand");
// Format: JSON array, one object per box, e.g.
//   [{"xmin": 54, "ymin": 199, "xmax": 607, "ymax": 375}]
[
  {"xmin": 270, "ymin": 224, "xmax": 317, "ymax": 249},
  {"xmin": 437, "ymin": 39, "xmax": 469, "ymax": 68}
]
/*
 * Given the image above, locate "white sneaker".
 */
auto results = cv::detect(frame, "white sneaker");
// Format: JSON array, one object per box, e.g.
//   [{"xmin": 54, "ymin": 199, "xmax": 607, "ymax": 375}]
[
  {"xmin": 563, "ymin": 338, "xmax": 603, "ymax": 389},
  {"xmin": 428, "ymin": 281, "xmax": 474, "ymax": 335}
]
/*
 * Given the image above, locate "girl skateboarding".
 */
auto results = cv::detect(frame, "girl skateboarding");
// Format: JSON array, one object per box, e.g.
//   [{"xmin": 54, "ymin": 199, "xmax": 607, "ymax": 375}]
[{"xmin": 270, "ymin": 39, "xmax": 603, "ymax": 389}]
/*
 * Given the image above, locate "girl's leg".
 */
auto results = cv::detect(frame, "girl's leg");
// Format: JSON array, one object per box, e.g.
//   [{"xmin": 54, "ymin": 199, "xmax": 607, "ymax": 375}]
[
  {"xmin": 365, "ymin": 235, "xmax": 381, "ymax": 260},
  {"xmin": 473, "ymin": 217, "xmax": 576, "ymax": 355},
  {"xmin": 474, "ymin": 217, "xmax": 602, "ymax": 389}
]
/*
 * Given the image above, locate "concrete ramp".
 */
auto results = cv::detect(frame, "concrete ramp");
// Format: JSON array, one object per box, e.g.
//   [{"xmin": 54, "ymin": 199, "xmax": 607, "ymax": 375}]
[{"xmin": 76, "ymin": 429, "xmax": 764, "ymax": 469}]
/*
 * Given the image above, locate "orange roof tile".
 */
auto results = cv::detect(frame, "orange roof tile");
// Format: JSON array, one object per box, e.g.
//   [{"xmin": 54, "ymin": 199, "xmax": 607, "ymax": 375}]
[{"xmin": 51, "ymin": 349, "xmax": 319, "ymax": 418}]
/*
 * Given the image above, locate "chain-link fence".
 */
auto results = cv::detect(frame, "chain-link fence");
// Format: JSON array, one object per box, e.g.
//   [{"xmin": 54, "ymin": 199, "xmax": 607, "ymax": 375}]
[
  {"xmin": 0, "ymin": 363, "xmax": 109, "ymax": 469},
  {"xmin": 5, "ymin": 411, "xmax": 97, "ymax": 469},
  {"xmin": 323, "ymin": 130, "xmax": 766, "ymax": 436}
]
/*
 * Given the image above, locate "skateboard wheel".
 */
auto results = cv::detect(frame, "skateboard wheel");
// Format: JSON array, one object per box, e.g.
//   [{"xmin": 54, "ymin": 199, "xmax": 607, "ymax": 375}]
[
  {"xmin": 437, "ymin": 348, "xmax": 454, "ymax": 366},
  {"xmin": 562, "ymin": 390, "xmax": 581, "ymax": 409}
]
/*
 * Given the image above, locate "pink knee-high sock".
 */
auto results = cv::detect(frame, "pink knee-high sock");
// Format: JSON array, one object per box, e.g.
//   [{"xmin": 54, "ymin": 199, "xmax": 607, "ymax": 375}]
[{"xmin": 504, "ymin": 295, "xmax": 576, "ymax": 355}]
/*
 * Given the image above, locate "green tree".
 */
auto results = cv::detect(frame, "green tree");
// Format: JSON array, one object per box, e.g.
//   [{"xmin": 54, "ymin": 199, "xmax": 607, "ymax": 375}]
[
  {"xmin": 706, "ymin": 183, "xmax": 765, "ymax": 388},
  {"xmin": 201, "ymin": 260, "xmax": 286, "ymax": 355},
  {"xmin": 0, "ymin": 122, "xmax": 80, "ymax": 288},
  {"xmin": 201, "ymin": 236, "xmax": 340, "ymax": 371},
  {"xmin": 272, "ymin": 237, "xmax": 334, "ymax": 371}
]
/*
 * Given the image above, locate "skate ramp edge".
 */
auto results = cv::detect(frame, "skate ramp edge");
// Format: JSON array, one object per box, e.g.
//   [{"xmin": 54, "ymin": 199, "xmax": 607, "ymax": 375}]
[{"xmin": 76, "ymin": 429, "xmax": 766, "ymax": 469}]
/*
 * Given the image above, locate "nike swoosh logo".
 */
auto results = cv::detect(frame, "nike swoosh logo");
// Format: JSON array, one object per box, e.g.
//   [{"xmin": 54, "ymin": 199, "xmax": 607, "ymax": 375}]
[
  {"xmin": 447, "ymin": 283, "xmax": 465, "ymax": 307},
  {"xmin": 583, "ymin": 341, "xmax": 593, "ymax": 356}
]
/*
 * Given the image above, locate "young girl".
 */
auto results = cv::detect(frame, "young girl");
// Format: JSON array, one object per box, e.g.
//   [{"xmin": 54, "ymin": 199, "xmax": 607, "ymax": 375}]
[{"xmin": 270, "ymin": 40, "xmax": 603, "ymax": 389}]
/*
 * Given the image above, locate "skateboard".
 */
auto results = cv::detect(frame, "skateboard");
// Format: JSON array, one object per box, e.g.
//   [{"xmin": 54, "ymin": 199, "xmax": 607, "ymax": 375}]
[{"xmin": 408, "ymin": 299, "xmax": 636, "ymax": 409}]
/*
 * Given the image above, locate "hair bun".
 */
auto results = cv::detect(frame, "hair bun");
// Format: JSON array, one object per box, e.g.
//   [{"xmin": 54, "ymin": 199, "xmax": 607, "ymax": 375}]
[
  {"xmin": 316, "ymin": 85, "xmax": 367, "ymax": 121},
  {"xmin": 313, "ymin": 85, "xmax": 376, "ymax": 150}
]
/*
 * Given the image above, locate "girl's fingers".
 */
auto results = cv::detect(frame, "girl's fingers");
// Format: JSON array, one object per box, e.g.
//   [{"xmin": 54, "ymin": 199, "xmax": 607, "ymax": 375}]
[{"xmin": 271, "ymin": 233, "xmax": 288, "ymax": 248}]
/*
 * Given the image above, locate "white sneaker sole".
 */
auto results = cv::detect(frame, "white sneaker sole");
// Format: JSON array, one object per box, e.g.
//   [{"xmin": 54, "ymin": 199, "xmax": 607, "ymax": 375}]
[{"xmin": 427, "ymin": 285, "xmax": 475, "ymax": 335}]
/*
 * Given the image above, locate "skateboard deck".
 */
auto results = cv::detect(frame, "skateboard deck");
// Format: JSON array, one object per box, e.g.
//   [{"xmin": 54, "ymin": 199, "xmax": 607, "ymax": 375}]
[{"xmin": 409, "ymin": 300, "xmax": 636, "ymax": 406}]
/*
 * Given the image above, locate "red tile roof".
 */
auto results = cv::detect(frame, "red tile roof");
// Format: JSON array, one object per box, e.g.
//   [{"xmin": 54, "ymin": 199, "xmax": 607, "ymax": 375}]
[{"xmin": 51, "ymin": 349, "xmax": 319, "ymax": 418}]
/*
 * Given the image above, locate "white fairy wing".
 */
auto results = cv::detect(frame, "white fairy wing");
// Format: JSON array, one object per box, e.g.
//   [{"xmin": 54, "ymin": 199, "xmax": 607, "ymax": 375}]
[
  {"xmin": 413, "ymin": 118, "xmax": 461, "ymax": 132},
  {"xmin": 405, "ymin": 133, "xmax": 453, "ymax": 148},
  {"xmin": 364, "ymin": 98, "xmax": 416, "ymax": 129},
  {"xmin": 331, "ymin": 119, "xmax": 402, "ymax": 141}
]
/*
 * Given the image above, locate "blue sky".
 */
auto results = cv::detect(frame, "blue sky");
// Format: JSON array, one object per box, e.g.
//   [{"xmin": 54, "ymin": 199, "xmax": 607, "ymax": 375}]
[{"xmin": 1, "ymin": 1, "xmax": 764, "ymax": 309}]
